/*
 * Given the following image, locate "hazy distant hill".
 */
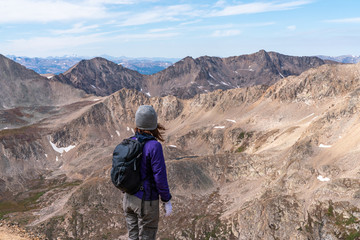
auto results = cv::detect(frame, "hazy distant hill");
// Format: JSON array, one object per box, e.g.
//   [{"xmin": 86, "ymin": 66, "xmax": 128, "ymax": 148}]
[
  {"xmin": 318, "ymin": 55, "xmax": 360, "ymax": 63},
  {"xmin": 7, "ymin": 55, "xmax": 176, "ymax": 75}
]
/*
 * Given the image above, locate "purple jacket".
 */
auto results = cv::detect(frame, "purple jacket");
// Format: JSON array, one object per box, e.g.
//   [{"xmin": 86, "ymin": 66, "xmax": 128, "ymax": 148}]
[{"xmin": 133, "ymin": 134, "xmax": 172, "ymax": 202}]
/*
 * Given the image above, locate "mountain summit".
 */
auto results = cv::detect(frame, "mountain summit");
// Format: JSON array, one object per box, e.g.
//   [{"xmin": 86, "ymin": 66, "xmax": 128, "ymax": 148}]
[{"xmin": 53, "ymin": 57, "xmax": 144, "ymax": 96}]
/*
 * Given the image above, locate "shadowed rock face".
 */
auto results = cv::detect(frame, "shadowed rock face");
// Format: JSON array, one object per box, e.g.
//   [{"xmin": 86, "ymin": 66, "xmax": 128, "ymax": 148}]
[
  {"xmin": 1, "ymin": 55, "xmax": 360, "ymax": 239},
  {"xmin": 50, "ymin": 50, "xmax": 334, "ymax": 99}
]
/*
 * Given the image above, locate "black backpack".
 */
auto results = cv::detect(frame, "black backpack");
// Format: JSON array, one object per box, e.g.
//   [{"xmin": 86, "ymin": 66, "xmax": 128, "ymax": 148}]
[{"xmin": 111, "ymin": 136, "xmax": 153, "ymax": 194}]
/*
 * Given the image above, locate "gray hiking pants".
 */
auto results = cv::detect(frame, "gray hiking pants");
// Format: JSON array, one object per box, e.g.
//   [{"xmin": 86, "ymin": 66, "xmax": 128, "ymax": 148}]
[{"xmin": 123, "ymin": 193, "xmax": 159, "ymax": 240}]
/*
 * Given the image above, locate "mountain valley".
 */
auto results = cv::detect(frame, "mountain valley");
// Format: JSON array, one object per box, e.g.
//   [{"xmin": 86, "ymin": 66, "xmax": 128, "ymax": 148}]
[{"xmin": 0, "ymin": 52, "xmax": 360, "ymax": 239}]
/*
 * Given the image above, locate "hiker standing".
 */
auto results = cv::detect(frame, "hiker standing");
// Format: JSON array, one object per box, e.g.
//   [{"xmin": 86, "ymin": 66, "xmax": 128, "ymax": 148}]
[{"xmin": 123, "ymin": 105, "xmax": 172, "ymax": 240}]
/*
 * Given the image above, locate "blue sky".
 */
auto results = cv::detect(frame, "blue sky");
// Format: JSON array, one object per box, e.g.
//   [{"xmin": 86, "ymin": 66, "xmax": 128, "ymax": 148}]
[{"xmin": 0, "ymin": 0, "xmax": 360, "ymax": 58}]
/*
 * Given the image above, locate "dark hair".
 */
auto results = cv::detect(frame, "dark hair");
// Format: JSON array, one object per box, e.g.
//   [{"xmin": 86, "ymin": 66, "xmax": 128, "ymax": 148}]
[{"xmin": 135, "ymin": 123, "xmax": 165, "ymax": 142}]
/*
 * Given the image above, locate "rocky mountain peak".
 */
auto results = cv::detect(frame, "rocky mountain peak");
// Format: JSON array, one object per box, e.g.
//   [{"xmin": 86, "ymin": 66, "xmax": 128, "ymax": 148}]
[
  {"xmin": 0, "ymin": 55, "xmax": 85, "ymax": 110},
  {"xmin": 53, "ymin": 57, "xmax": 144, "ymax": 97}
]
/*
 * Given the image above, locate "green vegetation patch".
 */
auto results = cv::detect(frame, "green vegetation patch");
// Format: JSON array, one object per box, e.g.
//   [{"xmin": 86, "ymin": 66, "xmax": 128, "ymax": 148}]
[
  {"xmin": 0, "ymin": 191, "xmax": 45, "ymax": 219},
  {"xmin": 304, "ymin": 201, "xmax": 360, "ymax": 239},
  {"xmin": 0, "ymin": 179, "xmax": 82, "ymax": 220}
]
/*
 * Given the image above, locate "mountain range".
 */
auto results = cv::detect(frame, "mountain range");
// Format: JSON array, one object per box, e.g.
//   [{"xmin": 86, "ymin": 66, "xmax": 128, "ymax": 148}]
[
  {"xmin": 9, "ymin": 53, "xmax": 358, "ymax": 78},
  {"xmin": 52, "ymin": 50, "xmax": 334, "ymax": 99},
  {"xmin": 0, "ymin": 51, "xmax": 360, "ymax": 239}
]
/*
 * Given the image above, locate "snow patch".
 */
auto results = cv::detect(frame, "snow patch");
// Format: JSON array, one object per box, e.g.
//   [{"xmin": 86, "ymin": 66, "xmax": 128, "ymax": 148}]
[
  {"xmin": 220, "ymin": 81, "xmax": 230, "ymax": 86},
  {"xmin": 214, "ymin": 126, "xmax": 225, "ymax": 129},
  {"xmin": 131, "ymin": 128, "xmax": 135, "ymax": 134},
  {"xmin": 297, "ymin": 113, "xmax": 315, "ymax": 123},
  {"xmin": 56, "ymin": 156, "xmax": 59, "ymax": 162},
  {"xmin": 91, "ymin": 85, "xmax": 96, "ymax": 89},
  {"xmin": 226, "ymin": 119, "xmax": 236, "ymax": 123},
  {"xmin": 168, "ymin": 145, "xmax": 177, "ymax": 148},
  {"xmin": 319, "ymin": 144, "xmax": 332, "ymax": 148},
  {"xmin": 145, "ymin": 92, "xmax": 151, "ymax": 97},
  {"xmin": 92, "ymin": 98, "xmax": 100, "ymax": 101},
  {"xmin": 317, "ymin": 175, "xmax": 330, "ymax": 182},
  {"xmin": 47, "ymin": 76, "xmax": 53, "ymax": 79},
  {"xmin": 45, "ymin": 154, "xmax": 48, "ymax": 158},
  {"xmin": 50, "ymin": 141, "xmax": 76, "ymax": 154},
  {"xmin": 127, "ymin": 127, "xmax": 130, "ymax": 131},
  {"xmin": 209, "ymin": 73, "xmax": 216, "ymax": 80},
  {"xmin": 116, "ymin": 130, "xmax": 120, "ymax": 136},
  {"xmin": 279, "ymin": 72, "xmax": 285, "ymax": 78}
]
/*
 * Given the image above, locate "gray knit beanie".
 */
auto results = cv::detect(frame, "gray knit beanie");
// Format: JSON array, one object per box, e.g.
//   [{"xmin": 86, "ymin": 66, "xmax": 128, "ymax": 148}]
[{"xmin": 135, "ymin": 105, "xmax": 158, "ymax": 130}]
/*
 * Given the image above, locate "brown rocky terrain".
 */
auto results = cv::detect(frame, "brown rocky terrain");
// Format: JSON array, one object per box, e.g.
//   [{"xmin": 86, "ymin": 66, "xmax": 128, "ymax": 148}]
[{"xmin": 1, "ymin": 57, "xmax": 360, "ymax": 239}]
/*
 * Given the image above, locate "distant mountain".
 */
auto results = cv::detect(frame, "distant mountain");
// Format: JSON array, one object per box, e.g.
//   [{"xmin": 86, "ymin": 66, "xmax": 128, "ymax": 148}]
[
  {"xmin": 7, "ymin": 55, "xmax": 176, "ymax": 75},
  {"xmin": 52, "ymin": 57, "xmax": 144, "ymax": 96},
  {"xmin": 115, "ymin": 59, "xmax": 173, "ymax": 75},
  {"xmin": 6, "ymin": 55, "xmax": 84, "ymax": 74},
  {"xmin": 318, "ymin": 55, "xmax": 360, "ymax": 64}
]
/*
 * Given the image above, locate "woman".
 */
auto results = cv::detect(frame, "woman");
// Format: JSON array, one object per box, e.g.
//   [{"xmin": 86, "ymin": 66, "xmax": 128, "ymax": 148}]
[{"xmin": 123, "ymin": 105, "xmax": 172, "ymax": 240}]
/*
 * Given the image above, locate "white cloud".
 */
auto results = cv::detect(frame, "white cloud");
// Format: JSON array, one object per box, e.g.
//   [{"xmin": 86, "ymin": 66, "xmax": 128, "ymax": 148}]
[
  {"xmin": 148, "ymin": 27, "xmax": 176, "ymax": 33},
  {"xmin": 4, "ymin": 33, "xmax": 107, "ymax": 56},
  {"xmin": 287, "ymin": 25, "xmax": 296, "ymax": 31},
  {"xmin": 119, "ymin": 4, "xmax": 195, "ymax": 26},
  {"xmin": 325, "ymin": 17, "xmax": 360, "ymax": 23},
  {"xmin": 214, "ymin": 0, "xmax": 227, "ymax": 8},
  {"xmin": 86, "ymin": 0, "xmax": 136, "ymax": 4},
  {"xmin": 0, "ymin": 0, "xmax": 108, "ymax": 23},
  {"xmin": 2, "ymin": 31, "xmax": 179, "ymax": 56},
  {"xmin": 114, "ymin": 32, "xmax": 180, "ymax": 41},
  {"xmin": 210, "ymin": 0, "xmax": 312, "ymax": 17},
  {"xmin": 51, "ymin": 23, "xmax": 99, "ymax": 35},
  {"xmin": 212, "ymin": 29, "xmax": 241, "ymax": 37}
]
